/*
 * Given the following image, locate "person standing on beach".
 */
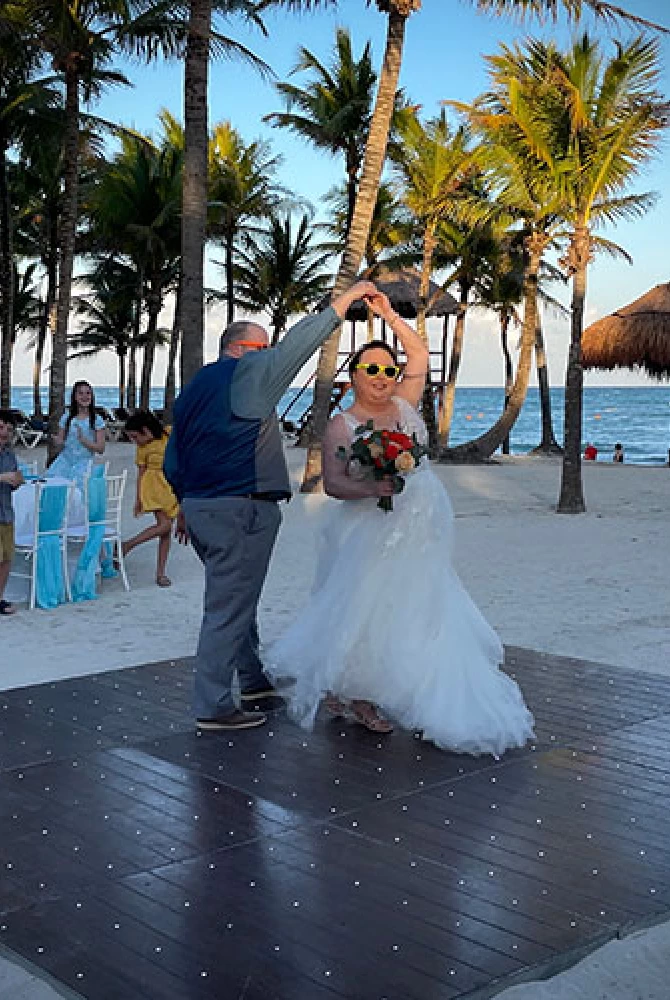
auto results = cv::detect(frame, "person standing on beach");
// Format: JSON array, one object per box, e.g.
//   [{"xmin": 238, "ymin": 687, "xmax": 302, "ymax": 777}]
[
  {"xmin": 0, "ymin": 410, "xmax": 24, "ymax": 616},
  {"xmin": 121, "ymin": 411, "xmax": 179, "ymax": 588},
  {"xmin": 266, "ymin": 290, "xmax": 535, "ymax": 755},
  {"xmin": 164, "ymin": 280, "xmax": 379, "ymax": 732}
]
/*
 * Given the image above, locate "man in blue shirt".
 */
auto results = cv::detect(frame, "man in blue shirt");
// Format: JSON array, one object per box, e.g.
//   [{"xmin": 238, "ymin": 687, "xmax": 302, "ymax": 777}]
[{"xmin": 165, "ymin": 280, "xmax": 378, "ymax": 731}]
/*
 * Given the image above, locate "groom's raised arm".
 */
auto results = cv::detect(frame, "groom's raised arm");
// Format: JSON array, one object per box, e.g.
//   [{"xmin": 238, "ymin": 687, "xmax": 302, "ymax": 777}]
[{"xmin": 231, "ymin": 281, "xmax": 378, "ymax": 420}]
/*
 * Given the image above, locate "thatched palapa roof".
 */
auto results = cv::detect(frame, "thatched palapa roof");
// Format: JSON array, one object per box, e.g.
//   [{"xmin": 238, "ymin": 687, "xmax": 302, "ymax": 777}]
[
  {"xmin": 582, "ymin": 282, "xmax": 670, "ymax": 378},
  {"xmin": 320, "ymin": 266, "xmax": 458, "ymax": 322}
]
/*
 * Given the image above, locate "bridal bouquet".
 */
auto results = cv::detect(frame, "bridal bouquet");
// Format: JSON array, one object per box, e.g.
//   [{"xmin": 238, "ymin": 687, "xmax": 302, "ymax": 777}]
[{"xmin": 338, "ymin": 420, "xmax": 426, "ymax": 512}]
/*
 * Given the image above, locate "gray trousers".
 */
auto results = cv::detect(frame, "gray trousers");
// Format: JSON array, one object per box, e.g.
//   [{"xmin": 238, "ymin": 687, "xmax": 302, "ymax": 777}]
[{"xmin": 183, "ymin": 496, "xmax": 282, "ymax": 718}]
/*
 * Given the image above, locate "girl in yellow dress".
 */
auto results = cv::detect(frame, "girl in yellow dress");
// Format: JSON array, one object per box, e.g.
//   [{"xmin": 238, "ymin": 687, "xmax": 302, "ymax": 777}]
[{"xmin": 122, "ymin": 411, "xmax": 179, "ymax": 587}]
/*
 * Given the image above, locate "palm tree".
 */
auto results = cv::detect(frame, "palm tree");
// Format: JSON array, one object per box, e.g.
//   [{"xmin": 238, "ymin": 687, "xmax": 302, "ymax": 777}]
[
  {"xmin": 325, "ymin": 178, "xmax": 407, "ymax": 338},
  {"xmin": 70, "ymin": 264, "xmax": 136, "ymax": 408},
  {"xmin": 18, "ymin": 0, "xmax": 141, "ymax": 455},
  {"xmin": 13, "ymin": 107, "xmax": 68, "ymax": 416},
  {"xmin": 434, "ymin": 210, "xmax": 502, "ymax": 448},
  {"xmin": 274, "ymin": 0, "xmax": 666, "ymax": 490},
  {"xmin": 300, "ymin": 0, "xmax": 421, "ymax": 490},
  {"xmin": 208, "ymin": 121, "xmax": 288, "ymax": 325},
  {"xmin": 0, "ymin": 30, "xmax": 54, "ymax": 406},
  {"xmin": 477, "ymin": 232, "xmax": 564, "ymax": 454},
  {"xmin": 264, "ymin": 27, "xmax": 377, "ymax": 237},
  {"xmin": 439, "ymin": 60, "xmax": 567, "ymax": 462},
  {"xmin": 86, "ymin": 131, "xmax": 182, "ymax": 408},
  {"xmin": 178, "ymin": 0, "xmax": 270, "ymax": 390},
  {"xmin": 233, "ymin": 211, "xmax": 332, "ymax": 343},
  {"xmin": 12, "ymin": 260, "xmax": 42, "ymax": 344},
  {"xmin": 389, "ymin": 109, "xmax": 478, "ymax": 450},
  {"xmin": 541, "ymin": 35, "xmax": 666, "ymax": 512}
]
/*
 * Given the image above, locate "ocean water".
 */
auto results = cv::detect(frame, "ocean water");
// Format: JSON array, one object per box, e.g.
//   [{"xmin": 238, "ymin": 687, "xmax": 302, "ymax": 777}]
[{"xmin": 11, "ymin": 385, "xmax": 670, "ymax": 466}]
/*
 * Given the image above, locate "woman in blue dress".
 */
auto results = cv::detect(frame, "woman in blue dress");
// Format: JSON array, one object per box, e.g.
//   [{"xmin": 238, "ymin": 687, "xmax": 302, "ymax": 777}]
[{"xmin": 47, "ymin": 381, "xmax": 106, "ymax": 489}]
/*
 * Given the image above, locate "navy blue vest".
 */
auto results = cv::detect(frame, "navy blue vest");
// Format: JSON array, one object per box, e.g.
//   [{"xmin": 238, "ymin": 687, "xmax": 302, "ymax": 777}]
[{"xmin": 169, "ymin": 357, "xmax": 290, "ymax": 499}]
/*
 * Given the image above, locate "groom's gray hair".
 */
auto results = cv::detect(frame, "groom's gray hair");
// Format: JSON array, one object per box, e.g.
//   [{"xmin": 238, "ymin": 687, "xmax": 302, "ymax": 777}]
[{"xmin": 219, "ymin": 320, "xmax": 264, "ymax": 356}]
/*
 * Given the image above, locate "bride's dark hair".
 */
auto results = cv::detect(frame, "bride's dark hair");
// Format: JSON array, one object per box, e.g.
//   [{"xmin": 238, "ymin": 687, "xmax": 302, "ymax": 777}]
[{"xmin": 348, "ymin": 340, "xmax": 399, "ymax": 378}]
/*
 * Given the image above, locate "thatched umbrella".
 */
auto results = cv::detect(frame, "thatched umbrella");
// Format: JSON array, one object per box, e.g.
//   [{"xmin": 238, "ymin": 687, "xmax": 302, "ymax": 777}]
[
  {"xmin": 582, "ymin": 282, "xmax": 670, "ymax": 378},
  {"xmin": 319, "ymin": 265, "xmax": 458, "ymax": 320}
]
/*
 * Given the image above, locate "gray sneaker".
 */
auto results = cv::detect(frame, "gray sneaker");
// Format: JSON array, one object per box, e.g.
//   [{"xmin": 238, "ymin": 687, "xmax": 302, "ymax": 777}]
[{"xmin": 196, "ymin": 710, "xmax": 267, "ymax": 731}]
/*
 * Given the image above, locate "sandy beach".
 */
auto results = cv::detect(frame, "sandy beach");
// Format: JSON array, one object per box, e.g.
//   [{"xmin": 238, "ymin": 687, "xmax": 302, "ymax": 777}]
[
  {"xmin": 2, "ymin": 439, "xmax": 670, "ymax": 1000},
  {"xmin": 4, "ymin": 439, "xmax": 670, "ymax": 689}
]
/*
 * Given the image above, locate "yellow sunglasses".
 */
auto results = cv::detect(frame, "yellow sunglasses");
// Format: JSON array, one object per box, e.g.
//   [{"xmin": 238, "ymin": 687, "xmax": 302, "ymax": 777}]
[{"xmin": 355, "ymin": 362, "xmax": 401, "ymax": 379}]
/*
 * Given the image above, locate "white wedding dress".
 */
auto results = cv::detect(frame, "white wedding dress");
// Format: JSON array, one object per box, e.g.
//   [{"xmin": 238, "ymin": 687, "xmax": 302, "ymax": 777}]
[{"xmin": 268, "ymin": 397, "xmax": 535, "ymax": 757}]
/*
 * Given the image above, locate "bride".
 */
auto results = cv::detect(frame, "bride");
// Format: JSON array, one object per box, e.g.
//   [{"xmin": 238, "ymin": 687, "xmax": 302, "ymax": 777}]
[{"xmin": 268, "ymin": 287, "xmax": 534, "ymax": 756}]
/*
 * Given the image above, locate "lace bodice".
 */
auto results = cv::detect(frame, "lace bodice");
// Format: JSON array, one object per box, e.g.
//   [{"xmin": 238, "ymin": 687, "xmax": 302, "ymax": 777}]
[{"xmin": 341, "ymin": 396, "xmax": 428, "ymax": 446}]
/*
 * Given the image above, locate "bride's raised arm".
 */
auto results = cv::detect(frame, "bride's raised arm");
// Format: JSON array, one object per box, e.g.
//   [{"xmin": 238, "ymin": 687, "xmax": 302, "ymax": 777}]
[{"xmin": 365, "ymin": 289, "xmax": 429, "ymax": 409}]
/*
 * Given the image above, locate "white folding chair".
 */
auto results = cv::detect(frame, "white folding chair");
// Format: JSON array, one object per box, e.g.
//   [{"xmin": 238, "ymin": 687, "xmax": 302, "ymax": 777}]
[
  {"xmin": 18, "ymin": 460, "xmax": 38, "ymax": 478},
  {"xmin": 12, "ymin": 481, "xmax": 72, "ymax": 609},
  {"xmin": 93, "ymin": 471, "xmax": 130, "ymax": 591}
]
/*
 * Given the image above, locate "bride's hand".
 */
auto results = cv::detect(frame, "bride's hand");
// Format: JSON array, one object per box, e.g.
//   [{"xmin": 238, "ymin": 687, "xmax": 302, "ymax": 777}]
[
  {"xmin": 362, "ymin": 288, "xmax": 395, "ymax": 323},
  {"xmin": 375, "ymin": 477, "xmax": 396, "ymax": 498}
]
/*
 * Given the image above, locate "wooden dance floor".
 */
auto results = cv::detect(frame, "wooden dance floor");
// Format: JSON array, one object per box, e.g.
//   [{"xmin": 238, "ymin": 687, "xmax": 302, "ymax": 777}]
[{"xmin": 2, "ymin": 647, "xmax": 670, "ymax": 999}]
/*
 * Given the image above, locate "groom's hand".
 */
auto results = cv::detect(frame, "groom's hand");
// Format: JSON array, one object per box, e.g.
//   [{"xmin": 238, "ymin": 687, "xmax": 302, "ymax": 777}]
[{"xmin": 175, "ymin": 509, "xmax": 189, "ymax": 546}]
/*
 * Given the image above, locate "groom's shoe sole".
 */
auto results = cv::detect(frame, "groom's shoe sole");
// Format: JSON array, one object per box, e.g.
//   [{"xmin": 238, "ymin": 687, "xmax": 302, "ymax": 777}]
[
  {"xmin": 240, "ymin": 685, "xmax": 279, "ymax": 701},
  {"xmin": 196, "ymin": 712, "xmax": 267, "ymax": 731},
  {"xmin": 240, "ymin": 687, "xmax": 285, "ymax": 712}
]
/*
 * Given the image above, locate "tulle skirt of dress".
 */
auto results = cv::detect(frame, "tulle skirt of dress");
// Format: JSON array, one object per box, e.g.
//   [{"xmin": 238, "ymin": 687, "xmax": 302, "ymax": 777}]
[{"xmin": 267, "ymin": 465, "xmax": 535, "ymax": 757}]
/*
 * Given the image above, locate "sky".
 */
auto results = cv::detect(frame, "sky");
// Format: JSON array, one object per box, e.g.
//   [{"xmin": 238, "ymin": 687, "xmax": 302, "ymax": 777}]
[{"xmin": 13, "ymin": 0, "xmax": 670, "ymax": 388}]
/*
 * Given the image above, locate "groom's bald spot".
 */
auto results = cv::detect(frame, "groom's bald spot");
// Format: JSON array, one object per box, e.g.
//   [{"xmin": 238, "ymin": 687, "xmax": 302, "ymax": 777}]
[{"xmin": 219, "ymin": 321, "xmax": 269, "ymax": 357}]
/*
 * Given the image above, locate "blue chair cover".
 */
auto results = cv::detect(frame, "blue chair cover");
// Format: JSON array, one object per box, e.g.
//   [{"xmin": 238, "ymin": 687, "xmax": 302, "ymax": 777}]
[
  {"xmin": 35, "ymin": 484, "xmax": 69, "ymax": 610},
  {"xmin": 88, "ymin": 466, "xmax": 118, "ymax": 579},
  {"xmin": 71, "ymin": 472, "xmax": 108, "ymax": 602}
]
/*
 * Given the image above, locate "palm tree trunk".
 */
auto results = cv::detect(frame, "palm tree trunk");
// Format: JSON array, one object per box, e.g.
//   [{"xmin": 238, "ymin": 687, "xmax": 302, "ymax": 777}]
[
  {"xmin": 438, "ymin": 281, "xmax": 469, "ymax": 448},
  {"xmin": 140, "ymin": 302, "xmax": 160, "ymax": 410},
  {"xmin": 164, "ymin": 283, "xmax": 182, "ymax": 419},
  {"xmin": 533, "ymin": 311, "xmax": 560, "ymax": 452},
  {"xmin": 417, "ymin": 228, "xmax": 437, "ymax": 454},
  {"xmin": 35, "ymin": 219, "xmax": 58, "ymax": 417},
  {"xmin": 225, "ymin": 228, "xmax": 235, "ymax": 325},
  {"xmin": 500, "ymin": 311, "xmax": 513, "ymax": 455},
  {"xmin": 127, "ymin": 348, "xmax": 137, "ymax": 411},
  {"xmin": 117, "ymin": 350, "xmax": 127, "ymax": 410},
  {"xmin": 33, "ymin": 312, "xmax": 47, "ymax": 418},
  {"xmin": 301, "ymin": 7, "xmax": 410, "ymax": 492},
  {"xmin": 345, "ymin": 161, "xmax": 358, "ymax": 237},
  {"xmin": 557, "ymin": 227, "xmax": 589, "ymax": 514},
  {"xmin": 180, "ymin": 0, "xmax": 211, "ymax": 389},
  {"xmin": 0, "ymin": 137, "xmax": 14, "ymax": 408},
  {"xmin": 126, "ymin": 274, "xmax": 143, "ymax": 411},
  {"xmin": 440, "ymin": 235, "xmax": 546, "ymax": 462},
  {"xmin": 47, "ymin": 69, "xmax": 79, "ymax": 463}
]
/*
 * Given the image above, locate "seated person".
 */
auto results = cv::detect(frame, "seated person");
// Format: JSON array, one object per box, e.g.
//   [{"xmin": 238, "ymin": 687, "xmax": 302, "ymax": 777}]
[
  {"xmin": 612, "ymin": 442, "xmax": 624, "ymax": 463},
  {"xmin": 583, "ymin": 442, "xmax": 598, "ymax": 461}
]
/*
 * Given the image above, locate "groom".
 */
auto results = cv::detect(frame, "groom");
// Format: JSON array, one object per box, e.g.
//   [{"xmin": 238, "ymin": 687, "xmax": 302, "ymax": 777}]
[{"xmin": 165, "ymin": 280, "xmax": 379, "ymax": 732}]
